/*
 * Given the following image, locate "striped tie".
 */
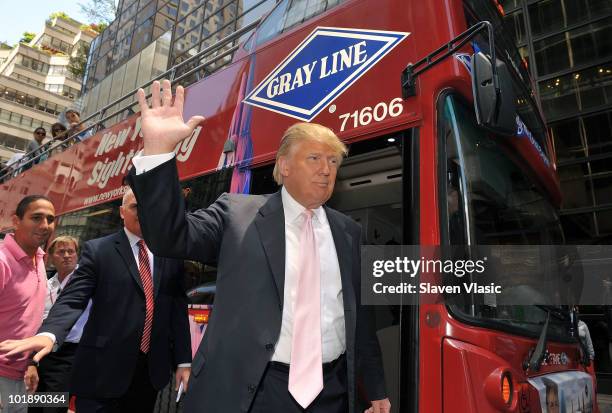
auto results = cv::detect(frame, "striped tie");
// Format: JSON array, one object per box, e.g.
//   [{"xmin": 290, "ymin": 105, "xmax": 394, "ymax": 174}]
[{"xmin": 137, "ymin": 240, "xmax": 154, "ymax": 353}]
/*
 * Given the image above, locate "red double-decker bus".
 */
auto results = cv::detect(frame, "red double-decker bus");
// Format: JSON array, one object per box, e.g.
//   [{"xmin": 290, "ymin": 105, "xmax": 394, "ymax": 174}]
[{"xmin": 0, "ymin": 0, "xmax": 597, "ymax": 411}]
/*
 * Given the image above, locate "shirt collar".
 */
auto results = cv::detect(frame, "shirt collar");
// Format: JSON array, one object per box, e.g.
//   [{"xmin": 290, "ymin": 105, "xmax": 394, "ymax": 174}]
[
  {"xmin": 54, "ymin": 267, "xmax": 77, "ymax": 289},
  {"xmin": 281, "ymin": 187, "xmax": 326, "ymax": 225},
  {"xmin": 4, "ymin": 233, "xmax": 45, "ymax": 262},
  {"xmin": 123, "ymin": 227, "xmax": 143, "ymax": 250}
]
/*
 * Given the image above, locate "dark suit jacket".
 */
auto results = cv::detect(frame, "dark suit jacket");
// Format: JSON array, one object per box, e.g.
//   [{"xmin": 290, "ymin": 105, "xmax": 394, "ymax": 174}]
[
  {"xmin": 40, "ymin": 230, "xmax": 191, "ymax": 398},
  {"xmin": 128, "ymin": 159, "xmax": 386, "ymax": 413}
]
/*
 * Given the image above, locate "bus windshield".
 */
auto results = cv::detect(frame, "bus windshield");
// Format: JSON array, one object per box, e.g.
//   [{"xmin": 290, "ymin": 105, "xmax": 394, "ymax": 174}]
[{"xmin": 439, "ymin": 94, "xmax": 572, "ymax": 340}]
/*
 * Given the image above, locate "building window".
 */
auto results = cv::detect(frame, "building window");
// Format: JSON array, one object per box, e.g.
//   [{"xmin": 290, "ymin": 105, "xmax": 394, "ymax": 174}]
[
  {"xmin": 132, "ymin": 19, "xmax": 154, "ymax": 56},
  {"xmin": 533, "ymin": 16, "xmax": 612, "ymax": 76},
  {"xmin": 179, "ymin": 0, "xmax": 205, "ymax": 20},
  {"xmin": 19, "ymin": 56, "xmax": 50, "ymax": 74},
  {"xmin": 505, "ymin": 9, "xmax": 526, "ymax": 45},
  {"xmin": 538, "ymin": 65, "xmax": 612, "ymax": 120},
  {"xmin": 0, "ymin": 84, "xmax": 66, "ymax": 116},
  {"xmin": 528, "ymin": 0, "xmax": 612, "ymax": 38},
  {"xmin": 0, "ymin": 107, "xmax": 52, "ymax": 131}
]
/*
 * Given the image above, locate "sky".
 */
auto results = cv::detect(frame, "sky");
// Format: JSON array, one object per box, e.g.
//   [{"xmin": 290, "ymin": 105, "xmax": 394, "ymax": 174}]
[{"xmin": 0, "ymin": 0, "xmax": 95, "ymax": 46}]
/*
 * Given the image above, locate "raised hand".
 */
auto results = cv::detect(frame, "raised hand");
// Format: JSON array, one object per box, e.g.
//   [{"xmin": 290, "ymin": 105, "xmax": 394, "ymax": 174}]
[{"xmin": 136, "ymin": 79, "xmax": 205, "ymax": 156}]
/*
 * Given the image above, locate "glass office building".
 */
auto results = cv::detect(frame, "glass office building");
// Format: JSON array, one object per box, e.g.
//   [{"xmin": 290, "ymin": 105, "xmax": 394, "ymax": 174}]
[
  {"xmin": 502, "ymin": 0, "xmax": 612, "ymax": 244},
  {"xmin": 79, "ymin": 0, "xmax": 278, "ymax": 120}
]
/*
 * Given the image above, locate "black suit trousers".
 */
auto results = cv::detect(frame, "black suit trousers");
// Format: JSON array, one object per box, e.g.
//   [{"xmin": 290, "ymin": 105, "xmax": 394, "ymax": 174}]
[
  {"xmin": 74, "ymin": 352, "xmax": 158, "ymax": 413},
  {"xmin": 250, "ymin": 357, "xmax": 348, "ymax": 413},
  {"xmin": 29, "ymin": 343, "xmax": 78, "ymax": 413}
]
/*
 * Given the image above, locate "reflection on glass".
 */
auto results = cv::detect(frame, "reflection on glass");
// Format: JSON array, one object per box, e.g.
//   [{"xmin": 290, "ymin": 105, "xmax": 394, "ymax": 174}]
[
  {"xmin": 550, "ymin": 118, "xmax": 584, "ymax": 161},
  {"xmin": 529, "ymin": 0, "xmax": 612, "ymax": 38},
  {"xmin": 136, "ymin": 42, "xmax": 156, "ymax": 87},
  {"xmin": 539, "ymin": 65, "xmax": 612, "ymax": 120},
  {"xmin": 55, "ymin": 202, "xmax": 122, "ymax": 243},
  {"xmin": 534, "ymin": 17, "xmax": 612, "ymax": 77},
  {"xmin": 504, "ymin": 9, "xmax": 526, "ymax": 45}
]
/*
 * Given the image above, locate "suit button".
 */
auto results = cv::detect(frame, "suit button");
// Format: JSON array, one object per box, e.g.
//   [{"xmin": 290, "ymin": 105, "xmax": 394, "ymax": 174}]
[
  {"xmin": 265, "ymin": 343, "xmax": 274, "ymax": 351},
  {"xmin": 248, "ymin": 384, "xmax": 257, "ymax": 394}
]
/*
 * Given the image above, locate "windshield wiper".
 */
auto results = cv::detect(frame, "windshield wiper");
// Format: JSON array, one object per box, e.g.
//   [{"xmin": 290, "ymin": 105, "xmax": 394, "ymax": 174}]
[
  {"xmin": 523, "ymin": 312, "xmax": 550, "ymax": 373},
  {"xmin": 535, "ymin": 305, "xmax": 569, "ymax": 321}
]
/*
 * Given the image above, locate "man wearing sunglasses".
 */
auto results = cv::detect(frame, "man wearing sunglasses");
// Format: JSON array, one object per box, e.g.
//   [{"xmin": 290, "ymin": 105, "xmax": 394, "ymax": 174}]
[{"xmin": 26, "ymin": 128, "xmax": 47, "ymax": 167}]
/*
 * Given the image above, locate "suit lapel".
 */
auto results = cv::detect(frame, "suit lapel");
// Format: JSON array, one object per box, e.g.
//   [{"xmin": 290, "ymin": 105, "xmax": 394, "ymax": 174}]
[
  {"xmin": 153, "ymin": 257, "xmax": 162, "ymax": 299},
  {"xmin": 326, "ymin": 207, "xmax": 356, "ymax": 317},
  {"xmin": 114, "ymin": 231, "xmax": 144, "ymax": 294},
  {"xmin": 254, "ymin": 192, "xmax": 286, "ymax": 310}
]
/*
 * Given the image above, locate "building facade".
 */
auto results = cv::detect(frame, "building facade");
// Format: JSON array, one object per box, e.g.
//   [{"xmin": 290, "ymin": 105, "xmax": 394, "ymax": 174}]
[
  {"xmin": 0, "ymin": 16, "xmax": 97, "ymax": 163},
  {"xmin": 501, "ymin": 0, "xmax": 612, "ymax": 243}
]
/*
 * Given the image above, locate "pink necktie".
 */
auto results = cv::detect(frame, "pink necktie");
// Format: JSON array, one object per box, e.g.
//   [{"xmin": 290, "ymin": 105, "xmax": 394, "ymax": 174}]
[{"xmin": 289, "ymin": 210, "xmax": 323, "ymax": 408}]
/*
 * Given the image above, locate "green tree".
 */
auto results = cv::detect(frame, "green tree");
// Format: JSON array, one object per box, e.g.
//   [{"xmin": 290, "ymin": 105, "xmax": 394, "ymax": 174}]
[
  {"xmin": 19, "ymin": 32, "xmax": 36, "ymax": 44},
  {"xmin": 82, "ymin": 22, "xmax": 108, "ymax": 34},
  {"xmin": 78, "ymin": 0, "xmax": 116, "ymax": 25},
  {"xmin": 49, "ymin": 11, "xmax": 71, "ymax": 21},
  {"xmin": 68, "ymin": 42, "xmax": 90, "ymax": 80}
]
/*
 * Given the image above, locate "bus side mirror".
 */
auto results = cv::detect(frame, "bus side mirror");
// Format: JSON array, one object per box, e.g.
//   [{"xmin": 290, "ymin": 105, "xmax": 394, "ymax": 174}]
[{"xmin": 472, "ymin": 52, "xmax": 517, "ymax": 136}]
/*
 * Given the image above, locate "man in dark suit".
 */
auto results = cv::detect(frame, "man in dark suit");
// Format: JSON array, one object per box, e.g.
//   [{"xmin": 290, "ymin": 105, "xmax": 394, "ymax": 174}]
[
  {"xmin": 126, "ymin": 80, "xmax": 390, "ymax": 413},
  {"xmin": 0, "ymin": 188, "xmax": 191, "ymax": 413}
]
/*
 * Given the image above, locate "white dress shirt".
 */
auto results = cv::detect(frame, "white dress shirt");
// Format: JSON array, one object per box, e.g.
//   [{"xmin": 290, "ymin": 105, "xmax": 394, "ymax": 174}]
[
  {"xmin": 272, "ymin": 187, "xmax": 345, "ymax": 363},
  {"xmin": 44, "ymin": 269, "xmax": 92, "ymax": 343},
  {"xmin": 133, "ymin": 152, "xmax": 347, "ymax": 363}
]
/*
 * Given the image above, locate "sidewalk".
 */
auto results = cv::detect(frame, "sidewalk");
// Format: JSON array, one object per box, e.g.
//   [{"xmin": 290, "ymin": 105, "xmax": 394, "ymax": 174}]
[{"xmin": 600, "ymin": 394, "xmax": 612, "ymax": 412}]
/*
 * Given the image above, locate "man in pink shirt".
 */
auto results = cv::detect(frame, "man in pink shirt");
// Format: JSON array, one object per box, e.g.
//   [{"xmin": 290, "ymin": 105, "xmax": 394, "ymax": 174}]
[{"xmin": 0, "ymin": 195, "xmax": 55, "ymax": 413}]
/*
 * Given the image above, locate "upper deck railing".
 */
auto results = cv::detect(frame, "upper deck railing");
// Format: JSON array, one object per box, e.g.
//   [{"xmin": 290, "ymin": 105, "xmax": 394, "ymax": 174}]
[{"xmin": 0, "ymin": 7, "xmax": 265, "ymax": 183}]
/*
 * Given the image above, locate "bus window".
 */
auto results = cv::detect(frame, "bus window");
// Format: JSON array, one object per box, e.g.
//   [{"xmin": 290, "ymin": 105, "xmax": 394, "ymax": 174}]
[
  {"xmin": 255, "ymin": 0, "xmax": 345, "ymax": 47},
  {"xmin": 439, "ymin": 94, "xmax": 571, "ymax": 340},
  {"xmin": 181, "ymin": 168, "xmax": 232, "ymax": 296},
  {"xmin": 53, "ymin": 201, "xmax": 123, "ymax": 243},
  {"xmin": 250, "ymin": 164, "xmax": 278, "ymax": 195}
]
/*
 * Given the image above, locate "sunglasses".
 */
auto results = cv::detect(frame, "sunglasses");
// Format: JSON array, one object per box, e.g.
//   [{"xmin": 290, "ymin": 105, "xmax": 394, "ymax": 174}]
[{"xmin": 35, "ymin": 131, "xmax": 46, "ymax": 135}]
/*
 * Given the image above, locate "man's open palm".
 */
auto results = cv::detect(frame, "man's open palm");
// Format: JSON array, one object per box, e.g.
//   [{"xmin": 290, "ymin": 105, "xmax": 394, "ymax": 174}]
[{"xmin": 137, "ymin": 79, "xmax": 204, "ymax": 156}]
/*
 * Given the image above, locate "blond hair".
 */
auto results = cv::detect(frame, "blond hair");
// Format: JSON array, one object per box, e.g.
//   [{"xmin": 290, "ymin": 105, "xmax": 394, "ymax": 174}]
[
  {"xmin": 272, "ymin": 123, "xmax": 347, "ymax": 185},
  {"xmin": 48, "ymin": 235, "xmax": 79, "ymax": 255},
  {"xmin": 122, "ymin": 187, "xmax": 135, "ymax": 205}
]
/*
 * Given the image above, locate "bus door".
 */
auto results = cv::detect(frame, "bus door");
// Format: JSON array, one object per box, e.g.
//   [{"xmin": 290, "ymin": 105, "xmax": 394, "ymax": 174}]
[{"xmin": 328, "ymin": 130, "xmax": 419, "ymax": 413}]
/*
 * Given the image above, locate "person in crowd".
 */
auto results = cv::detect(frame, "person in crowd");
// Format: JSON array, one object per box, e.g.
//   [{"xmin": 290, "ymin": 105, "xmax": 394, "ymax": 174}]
[
  {"xmin": 27, "ymin": 235, "xmax": 91, "ymax": 413},
  {"xmin": 0, "ymin": 188, "xmax": 191, "ymax": 413},
  {"xmin": 128, "ymin": 79, "xmax": 389, "ymax": 413},
  {"xmin": 4, "ymin": 152, "xmax": 25, "ymax": 178},
  {"xmin": 51, "ymin": 122, "xmax": 67, "ymax": 137},
  {"xmin": 25, "ymin": 127, "xmax": 47, "ymax": 167},
  {"xmin": 0, "ymin": 195, "xmax": 55, "ymax": 413},
  {"xmin": 64, "ymin": 109, "xmax": 92, "ymax": 142},
  {"xmin": 574, "ymin": 306, "xmax": 595, "ymax": 363},
  {"xmin": 49, "ymin": 123, "xmax": 70, "ymax": 156}
]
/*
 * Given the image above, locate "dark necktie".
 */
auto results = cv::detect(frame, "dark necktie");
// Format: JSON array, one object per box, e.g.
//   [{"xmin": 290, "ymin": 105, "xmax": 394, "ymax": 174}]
[{"xmin": 137, "ymin": 240, "xmax": 154, "ymax": 353}]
